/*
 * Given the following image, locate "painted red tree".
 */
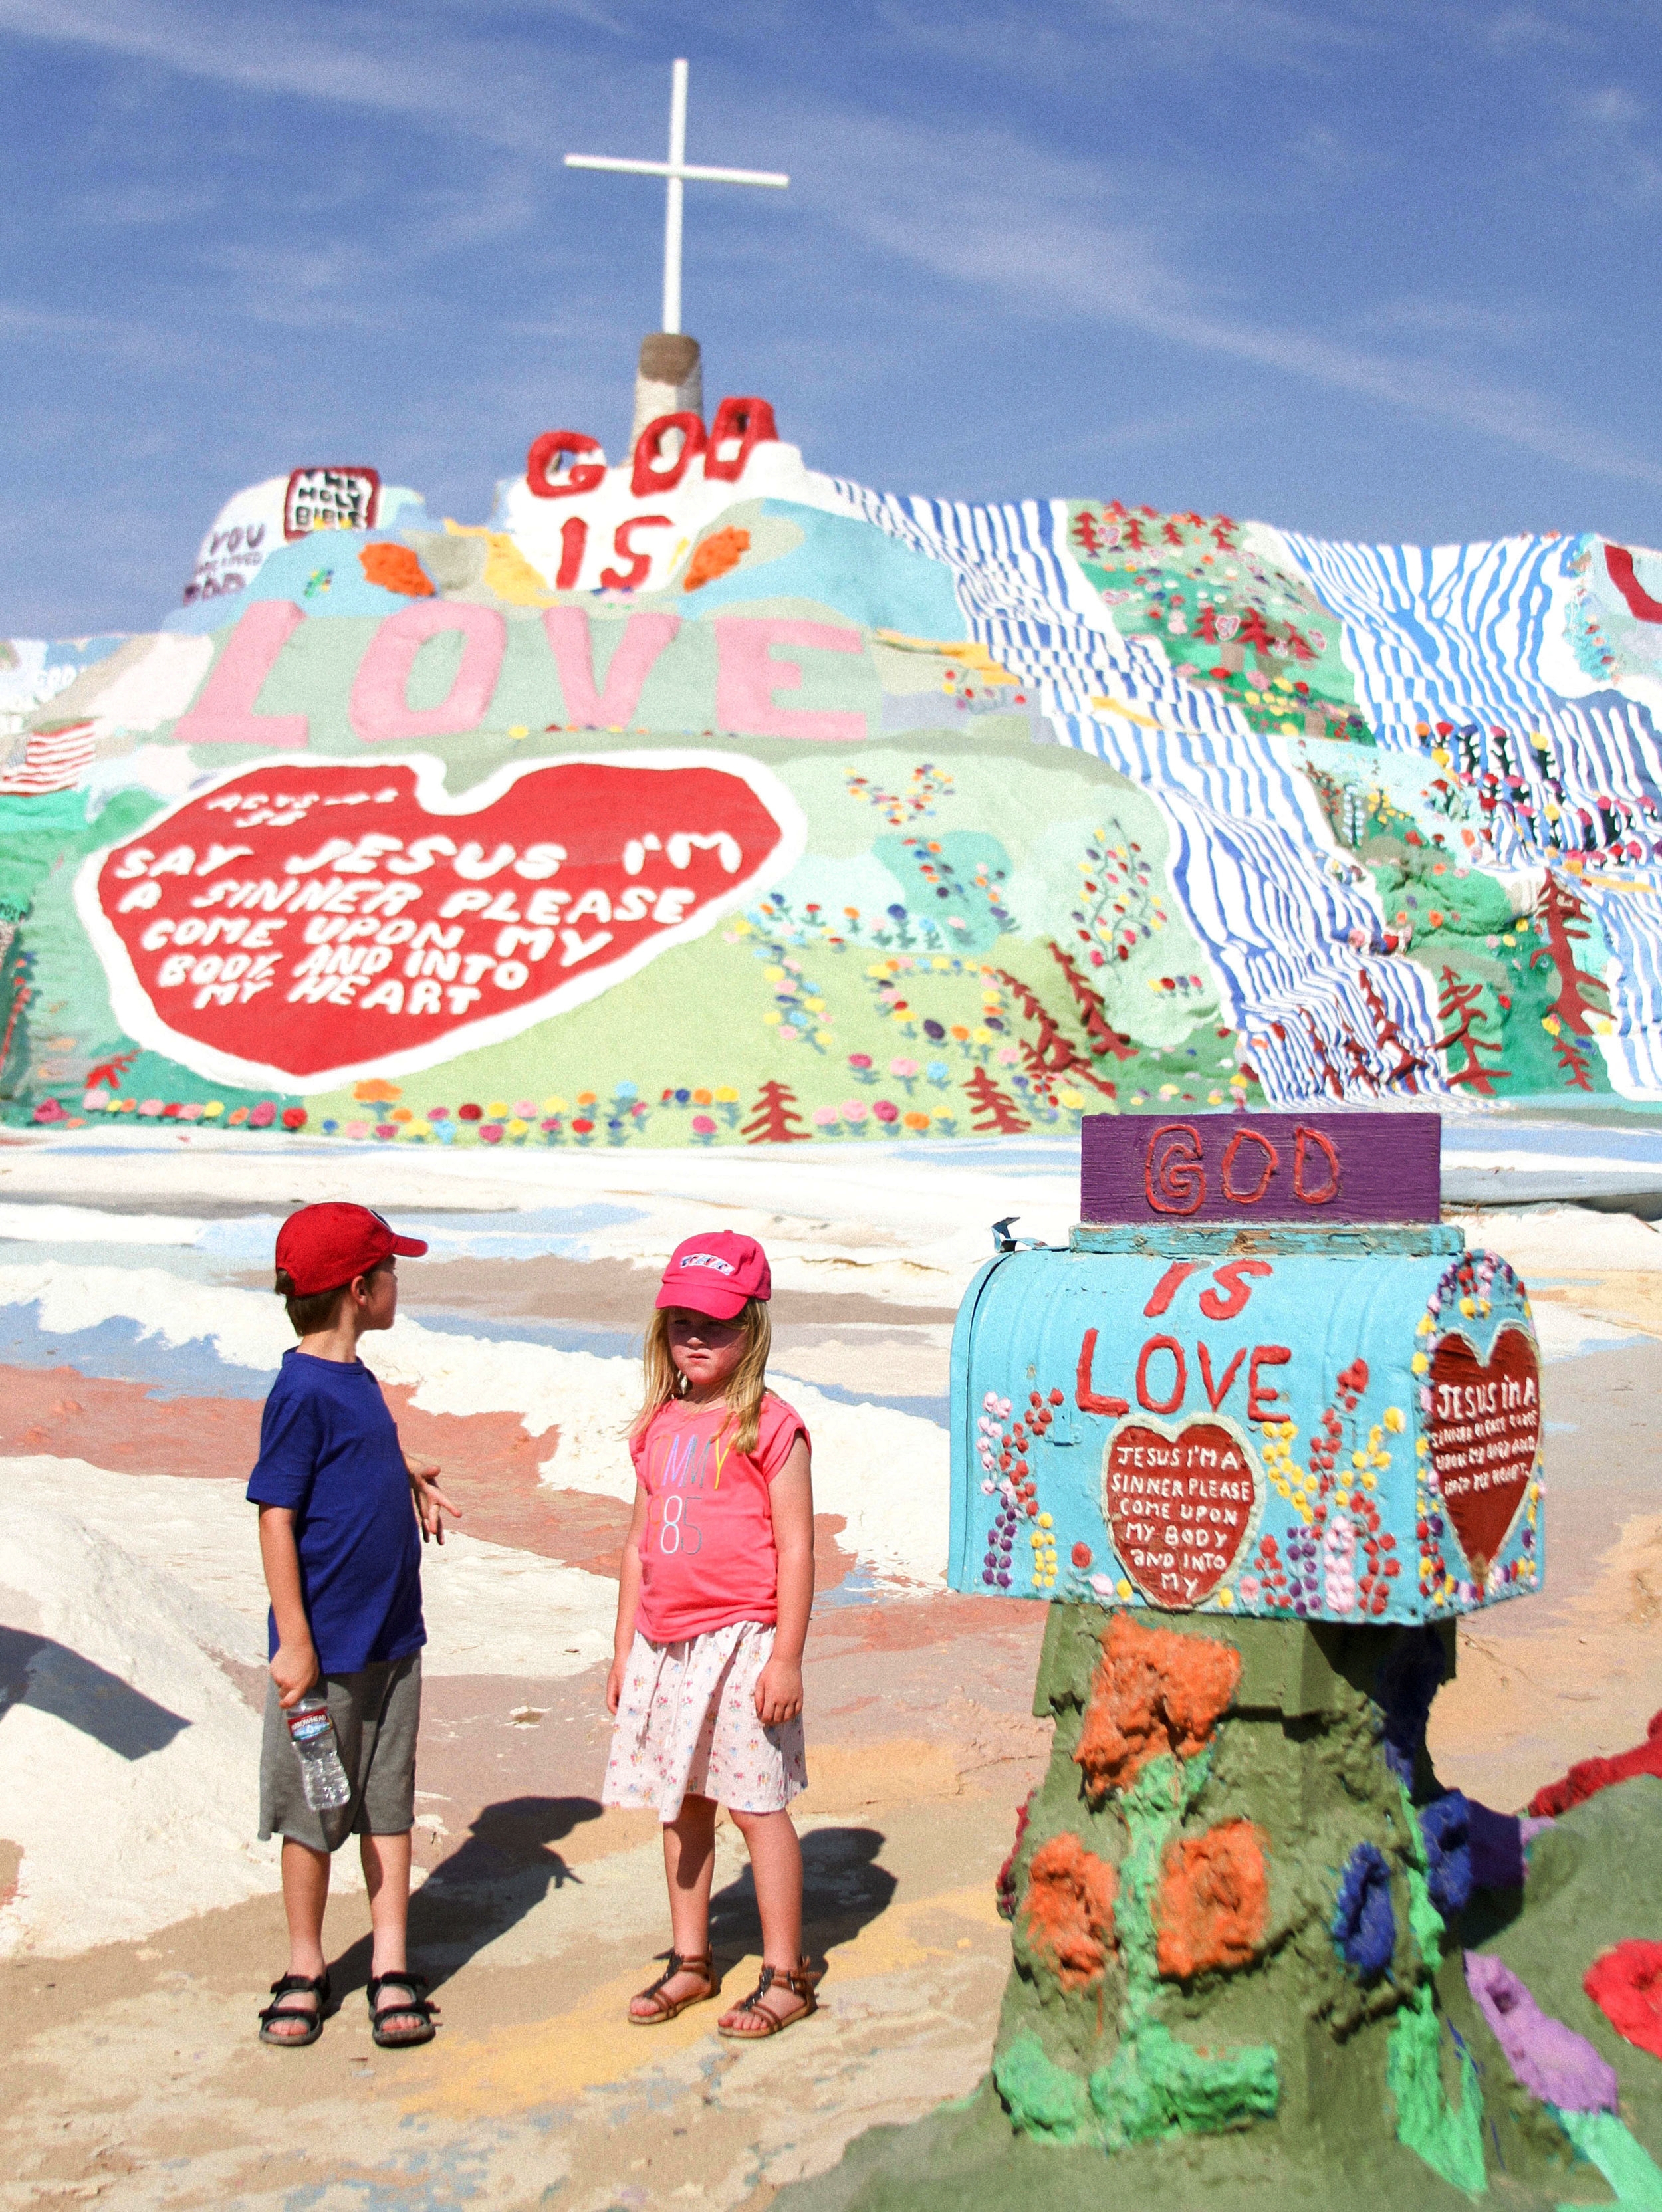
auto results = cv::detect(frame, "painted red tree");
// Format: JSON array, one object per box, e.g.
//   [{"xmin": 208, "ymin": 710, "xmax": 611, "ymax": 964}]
[
  {"xmin": 742, "ymin": 1079, "xmax": 812, "ymax": 1143},
  {"xmin": 1435, "ymin": 967, "xmax": 1508, "ymax": 1093},
  {"xmin": 1235, "ymin": 606, "xmax": 1278, "ymax": 668},
  {"xmin": 1300, "ymin": 1011, "xmax": 1346, "ymax": 1099},
  {"xmin": 1046, "ymin": 940, "xmax": 1139, "ymax": 1061},
  {"xmin": 1530, "ymin": 873, "xmax": 1610, "ymax": 1040},
  {"xmin": 1358, "ymin": 966, "xmax": 1432, "ymax": 1095},
  {"xmin": 1071, "ymin": 510, "xmax": 1110, "ymax": 558},
  {"xmin": 993, "ymin": 967, "xmax": 1120, "ymax": 1099},
  {"xmin": 963, "ymin": 1067, "xmax": 1030, "ymax": 1134},
  {"xmin": 1194, "ymin": 602, "xmax": 1222, "ymax": 646}
]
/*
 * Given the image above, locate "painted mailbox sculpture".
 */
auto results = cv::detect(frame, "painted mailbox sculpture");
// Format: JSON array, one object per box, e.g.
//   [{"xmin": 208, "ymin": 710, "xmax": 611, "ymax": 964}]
[
  {"xmin": 947, "ymin": 1114, "xmax": 1558, "ymax": 2190},
  {"xmin": 950, "ymin": 1111, "xmax": 1542, "ymax": 1622}
]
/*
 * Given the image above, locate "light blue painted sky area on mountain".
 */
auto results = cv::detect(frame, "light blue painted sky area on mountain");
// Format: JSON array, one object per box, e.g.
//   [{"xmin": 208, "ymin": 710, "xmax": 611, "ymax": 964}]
[{"xmin": 0, "ymin": 0, "xmax": 1658, "ymax": 635}]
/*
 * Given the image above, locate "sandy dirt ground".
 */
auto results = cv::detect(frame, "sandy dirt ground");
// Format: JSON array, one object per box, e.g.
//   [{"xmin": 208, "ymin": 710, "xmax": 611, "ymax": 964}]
[{"xmin": 0, "ymin": 1130, "xmax": 1657, "ymax": 2209}]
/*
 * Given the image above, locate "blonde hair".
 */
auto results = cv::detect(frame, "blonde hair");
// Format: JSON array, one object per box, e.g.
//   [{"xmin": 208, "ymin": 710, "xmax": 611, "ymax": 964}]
[{"xmin": 635, "ymin": 1297, "xmax": 772, "ymax": 1456}]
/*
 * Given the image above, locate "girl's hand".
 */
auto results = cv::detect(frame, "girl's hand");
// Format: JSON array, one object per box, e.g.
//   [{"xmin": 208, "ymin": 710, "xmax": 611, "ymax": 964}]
[
  {"xmin": 754, "ymin": 1656, "xmax": 803, "ymax": 1727},
  {"xmin": 606, "ymin": 1652, "xmax": 630, "ymax": 1716}
]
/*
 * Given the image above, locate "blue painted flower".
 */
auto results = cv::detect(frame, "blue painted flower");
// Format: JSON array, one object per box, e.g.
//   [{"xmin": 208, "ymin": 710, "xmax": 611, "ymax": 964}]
[
  {"xmin": 1419, "ymin": 1792, "xmax": 1472, "ymax": 1919},
  {"xmin": 1332, "ymin": 1844, "xmax": 1395, "ymax": 1979}
]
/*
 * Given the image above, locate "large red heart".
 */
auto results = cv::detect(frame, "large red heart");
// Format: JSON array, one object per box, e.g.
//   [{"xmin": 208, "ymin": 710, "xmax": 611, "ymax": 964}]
[
  {"xmin": 1428, "ymin": 1325, "xmax": 1541, "ymax": 1579},
  {"xmin": 78, "ymin": 752, "xmax": 803, "ymax": 1090},
  {"xmin": 1102, "ymin": 1419, "xmax": 1260, "ymax": 1608}
]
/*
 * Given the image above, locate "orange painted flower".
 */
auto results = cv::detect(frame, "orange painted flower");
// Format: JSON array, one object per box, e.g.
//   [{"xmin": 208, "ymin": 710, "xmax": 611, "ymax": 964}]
[
  {"xmin": 682, "ymin": 526, "xmax": 751, "ymax": 592},
  {"xmin": 352, "ymin": 1078, "xmax": 402, "ymax": 1104},
  {"xmin": 360, "ymin": 543, "xmax": 435, "ymax": 597}
]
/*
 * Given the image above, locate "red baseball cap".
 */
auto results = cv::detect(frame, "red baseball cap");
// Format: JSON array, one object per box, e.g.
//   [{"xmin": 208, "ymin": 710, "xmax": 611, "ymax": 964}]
[
  {"xmin": 655, "ymin": 1232, "xmax": 771, "ymax": 1321},
  {"xmin": 275, "ymin": 1202, "xmax": 428, "ymax": 1296}
]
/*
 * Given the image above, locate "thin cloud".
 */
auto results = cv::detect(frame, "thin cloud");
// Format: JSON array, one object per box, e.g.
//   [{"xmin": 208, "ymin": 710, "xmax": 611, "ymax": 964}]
[{"xmin": 799, "ymin": 106, "xmax": 1662, "ymax": 493}]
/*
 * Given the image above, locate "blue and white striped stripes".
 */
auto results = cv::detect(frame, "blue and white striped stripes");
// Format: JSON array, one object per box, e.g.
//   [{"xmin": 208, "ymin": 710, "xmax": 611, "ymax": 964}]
[{"xmin": 824, "ymin": 479, "xmax": 1449, "ymax": 1103}]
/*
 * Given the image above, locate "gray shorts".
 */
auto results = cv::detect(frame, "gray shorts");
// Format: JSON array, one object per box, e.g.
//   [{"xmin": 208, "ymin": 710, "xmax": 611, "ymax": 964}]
[{"xmin": 258, "ymin": 1654, "xmax": 422, "ymax": 1852}]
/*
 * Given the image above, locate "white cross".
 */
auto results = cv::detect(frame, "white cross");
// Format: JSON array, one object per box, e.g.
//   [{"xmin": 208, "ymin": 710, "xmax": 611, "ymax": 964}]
[{"xmin": 565, "ymin": 59, "xmax": 789, "ymax": 337}]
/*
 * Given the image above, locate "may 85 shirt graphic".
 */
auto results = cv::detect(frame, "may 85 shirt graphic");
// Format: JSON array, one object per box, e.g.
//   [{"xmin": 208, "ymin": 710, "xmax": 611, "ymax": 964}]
[{"xmin": 629, "ymin": 1394, "xmax": 808, "ymax": 1644}]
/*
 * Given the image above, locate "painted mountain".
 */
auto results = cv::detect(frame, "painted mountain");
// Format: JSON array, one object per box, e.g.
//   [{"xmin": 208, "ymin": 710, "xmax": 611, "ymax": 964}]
[{"xmin": 4, "ymin": 401, "xmax": 1661, "ymax": 1147}]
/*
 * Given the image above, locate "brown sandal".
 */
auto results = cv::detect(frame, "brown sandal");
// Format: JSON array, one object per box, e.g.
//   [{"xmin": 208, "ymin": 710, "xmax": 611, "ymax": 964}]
[
  {"xmin": 717, "ymin": 1958, "xmax": 821, "ymax": 2039},
  {"xmin": 628, "ymin": 1949, "xmax": 719, "ymax": 2025}
]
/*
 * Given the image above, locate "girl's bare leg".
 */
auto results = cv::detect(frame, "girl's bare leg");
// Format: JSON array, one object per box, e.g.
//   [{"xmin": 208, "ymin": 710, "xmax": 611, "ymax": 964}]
[
  {"xmin": 631, "ymin": 1793, "xmax": 718, "ymax": 2018},
  {"xmin": 720, "ymin": 1808, "xmax": 806, "ymax": 2031}
]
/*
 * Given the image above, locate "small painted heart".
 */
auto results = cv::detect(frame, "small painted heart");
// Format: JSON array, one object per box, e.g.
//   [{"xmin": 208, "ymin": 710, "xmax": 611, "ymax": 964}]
[
  {"xmin": 81, "ymin": 752, "xmax": 802, "ymax": 1090},
  {"xmin": 1428, "ymin": 1325, "xmax": 1541, "ymax": 1579},
  {"xmin": 1103, "ymin": 1418, "xmax": 1259, "ymax": 1608}
]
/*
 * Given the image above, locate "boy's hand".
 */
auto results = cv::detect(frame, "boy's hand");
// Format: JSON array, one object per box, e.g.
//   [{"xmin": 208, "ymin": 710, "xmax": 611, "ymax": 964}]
[
  {"xmin": 271, "ymin": 1638, "xmax": 319, "ymax": 1709},
  {"xmin": 405, "ymin": 1453, "xmax": 461, "ymax": 1544},
  {"xmin": 754, "ymin": 1656, "xmax": 803, "ymax": 1728}
]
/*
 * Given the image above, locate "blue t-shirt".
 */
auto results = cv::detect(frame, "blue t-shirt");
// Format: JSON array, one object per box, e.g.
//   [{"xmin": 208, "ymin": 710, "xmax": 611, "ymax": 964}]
[{"xmin": 247, "ymin": 1349, "xmax": 425, "ymax": 1673}]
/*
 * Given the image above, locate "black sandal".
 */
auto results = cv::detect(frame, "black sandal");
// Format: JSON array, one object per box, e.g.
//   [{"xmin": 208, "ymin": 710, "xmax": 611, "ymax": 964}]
[
  {"xmin": 258, "ymin": 1971, "xmax": 331, "ymax": 2048},
  {"xmin": 367, "ymin": 1970, "xmax": 439, "ymax": 2048},
  {"xmin": 717, "ymin": 1958, "xmax": 821, "ymax": 2040}
]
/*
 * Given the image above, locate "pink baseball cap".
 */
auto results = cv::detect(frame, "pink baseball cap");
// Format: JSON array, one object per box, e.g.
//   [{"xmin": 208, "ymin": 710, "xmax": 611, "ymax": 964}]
[
  {"xmin": 655, "ymin": 1232, "xmax": 771, "ymax": 1321},
  {"xmin": 276, "ymin": 1202, "xmax": 427, "ymax": 1296}
]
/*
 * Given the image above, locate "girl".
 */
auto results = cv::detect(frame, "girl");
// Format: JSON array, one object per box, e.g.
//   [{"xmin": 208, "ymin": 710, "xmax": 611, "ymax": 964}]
[{"xmin": 603, "ymin": 1231, "xmax": 819, "ymax": 2039}]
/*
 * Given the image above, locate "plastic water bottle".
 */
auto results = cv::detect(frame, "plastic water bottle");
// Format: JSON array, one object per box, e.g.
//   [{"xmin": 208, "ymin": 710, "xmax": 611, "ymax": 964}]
[{"xmin": 286, "ymin": 1694, "xmax": 352, "ymax": 1811}]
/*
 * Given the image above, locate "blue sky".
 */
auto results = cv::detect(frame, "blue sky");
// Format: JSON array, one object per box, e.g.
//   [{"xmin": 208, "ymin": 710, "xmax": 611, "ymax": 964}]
[{"xmin": 1, "ymin": 0, "xmax": 1659, "ymax": 636}]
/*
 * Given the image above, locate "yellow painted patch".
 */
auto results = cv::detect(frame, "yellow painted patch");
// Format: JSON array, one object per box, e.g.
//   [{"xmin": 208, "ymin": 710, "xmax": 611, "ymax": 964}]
[
  {"xmin": 443, "ymin": 519, "xmax": 555, "ymax": 606},
  {"xmin": 406, "ymin": 1880, "xmax": 1005, "ymax": 2118}
]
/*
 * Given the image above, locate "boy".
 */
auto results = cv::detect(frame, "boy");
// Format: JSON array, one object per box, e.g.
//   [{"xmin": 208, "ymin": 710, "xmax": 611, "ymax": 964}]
[{"xmin": 249, "ymin": 1201, "xmax": 459, "ymax": 2050}]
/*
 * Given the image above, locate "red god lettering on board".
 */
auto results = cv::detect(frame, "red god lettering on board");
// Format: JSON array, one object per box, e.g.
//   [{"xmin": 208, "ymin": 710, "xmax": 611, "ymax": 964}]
[
  {"xmin": 1140, "ymin": 1119, "xmax": 1343, "ymax": 1214},
  {"xmin": 1102, "ymin": 1416, "xmax": 1262, "ymax": 1606}
]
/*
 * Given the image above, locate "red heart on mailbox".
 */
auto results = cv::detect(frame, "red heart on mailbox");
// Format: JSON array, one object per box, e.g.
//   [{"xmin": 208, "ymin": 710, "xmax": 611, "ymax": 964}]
[
  {"xmin": 1102, "ymin": 1418, "xmax": 1260, "ymax": 1608},
  {"xmin": 1428, "ymin": 1325, "xmax": 1541, "ymax": 1579},
  {"xmin": 79, "ymin": 752, "xmax": 803, "ymax": 1090}
]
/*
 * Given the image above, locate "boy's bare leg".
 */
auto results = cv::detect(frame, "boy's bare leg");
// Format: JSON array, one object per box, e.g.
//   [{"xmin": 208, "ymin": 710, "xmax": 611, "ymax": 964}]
[
  {"xmin": 630, "ymin": 1793, "xmax": 717, "ymax": 2017},
  {"xmin": 720, "ymin": 1809, "xmax": 806, "ymax": 2032},
  {"xmin": 361, "ymin": 1831, "xmax": 426, "ymax": 2035},
  {"xmin": 269, "ymin": 1838, "xmax": 330, "ymax": 2039}
]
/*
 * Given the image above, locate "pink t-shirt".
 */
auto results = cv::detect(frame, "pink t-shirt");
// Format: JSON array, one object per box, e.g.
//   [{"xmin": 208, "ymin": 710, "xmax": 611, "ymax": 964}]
[{"xmin": 630, "ymin": 1391, "xmax": 810, "ymax": 1645}]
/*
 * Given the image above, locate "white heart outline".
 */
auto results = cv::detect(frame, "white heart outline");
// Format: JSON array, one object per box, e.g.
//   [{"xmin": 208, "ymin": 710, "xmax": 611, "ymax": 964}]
[
  {"xmin": 73, "ymin": 746, "xmax": 808, "ymax": 1093},
  {"xmin": 1427, "ymin": 1320, "xmax": 1542, "ymax": 1577},
  {"xmin": 1099, "ymin": 1407, "xmax": 1267, "ymax": 1611}
]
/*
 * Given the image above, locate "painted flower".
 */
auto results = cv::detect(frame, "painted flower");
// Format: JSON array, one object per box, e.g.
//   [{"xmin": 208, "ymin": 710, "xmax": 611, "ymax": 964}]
[
  {"xmin": 572, "ymin": 1117, "xmax": 594, "ymax": 1135},
  {"xmin": 505, "ymin": 1117, "xmax": 529, "ymax": 1138},
  {"xmin": 486, "ymin": 1099, "xmax": 510, "ymax": 1118},
  {"xmin": 138, "ymin": 1098, "xmax": 164, "ymax": 1117},
  {"xmin": 281, "ymin": 1107, "xmax": 307, "ymax": 1131},
  {"xmin": 691, "ymin": 1113, "xmax": 717, "ymax": 1135},
  {"xmin": 390, "ymin": 1106, "xmax": 412, "ymax": 1123},
  {"xmin": 249, "ymin": 1103, "xmax": 276, "ymax": 1128},
  {"xmin": 541, "ymin": 1096, "xmax": 566, "ymax": 1115},
  {"xmin": 842, "ymin": 1100, "xmax": 868, "ymax": 1125},
  {"xmin": 872, "ymin": 1098, "xmax": 899, "ymax": 1123},
  {"xmin": 1071, "ymin": 1541, "xmax": 1092, "ymax": 1569},
  {"xmin": 903, "ymin": 1111, "xmax": 930, "ymax": 1132},
  {"xmin": 179, "ymin": 1101, "xmax": 205, "ymax": 1122},
  {"xmin": 812, "ymin": 1105, "xmax": 839, "ymax": 1127},
  {"xmin": 458, "ymin": 1103, "xmax": 483, "ymax": 1121},
  {"xmin": 343, "ymin": 1119, "xmax": 368, "ymax": 1139}
]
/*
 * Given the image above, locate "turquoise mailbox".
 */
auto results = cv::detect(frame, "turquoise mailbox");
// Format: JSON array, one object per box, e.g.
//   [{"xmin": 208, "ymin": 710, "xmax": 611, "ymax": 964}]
[{"xmin": 949, "ymin": 1112, "xmax": 1543, "ymax": 1625}]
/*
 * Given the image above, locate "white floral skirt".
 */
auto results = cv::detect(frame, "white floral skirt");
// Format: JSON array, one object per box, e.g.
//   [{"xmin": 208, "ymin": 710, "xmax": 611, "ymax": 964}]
[{"xmin": 603, "ymin": 1618, "xmax": 808, "ymax": 1825}]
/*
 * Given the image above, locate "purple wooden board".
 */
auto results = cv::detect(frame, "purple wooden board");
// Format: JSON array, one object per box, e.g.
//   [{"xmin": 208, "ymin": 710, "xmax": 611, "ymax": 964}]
[{"xmin": 1080, "ymin": 1111, "xmax": 1441, "ymax": 1224}]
